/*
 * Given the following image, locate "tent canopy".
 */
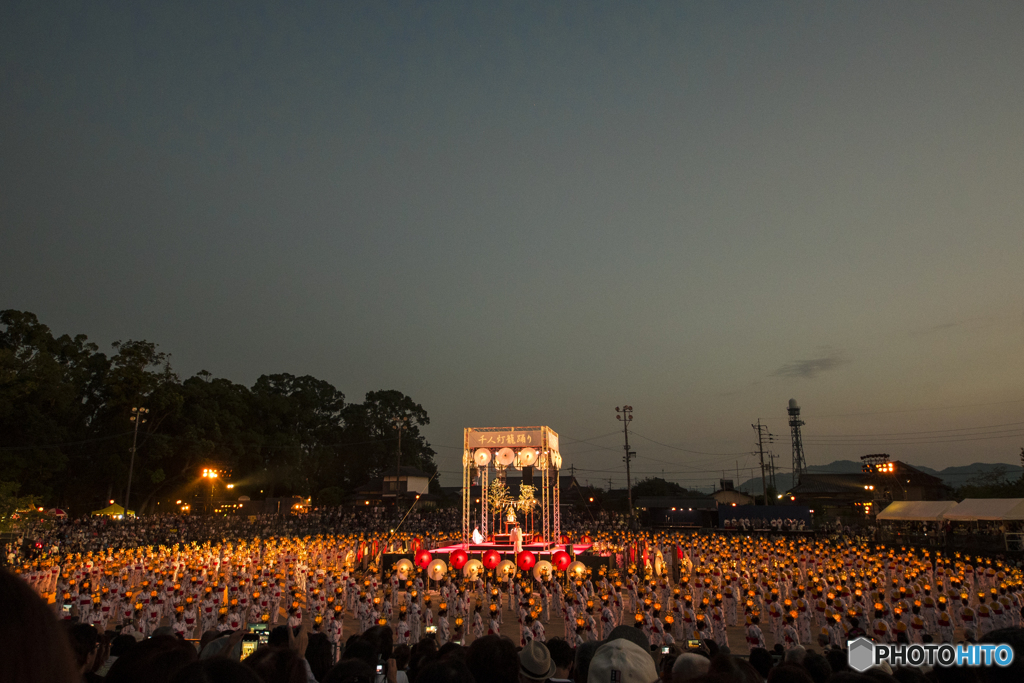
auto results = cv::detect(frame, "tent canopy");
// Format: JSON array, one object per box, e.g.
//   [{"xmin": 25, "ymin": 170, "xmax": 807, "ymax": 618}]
[
  {"xmin": 941, "ymin": 498, "xmax": 1024, "ymax": 521},
  {"xmin": 91, "ymin": 503, "xmax": 135, "ymax": 517},
  {"xmin": 877, "ymin": 501, "xmax": 959, "ymax": 521}
]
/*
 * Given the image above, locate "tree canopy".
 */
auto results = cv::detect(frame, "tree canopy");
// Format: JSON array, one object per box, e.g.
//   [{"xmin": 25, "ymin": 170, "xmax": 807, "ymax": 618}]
[{"xmin": 0, "ymin": 310, "xmax": 436, "ymax": 514}]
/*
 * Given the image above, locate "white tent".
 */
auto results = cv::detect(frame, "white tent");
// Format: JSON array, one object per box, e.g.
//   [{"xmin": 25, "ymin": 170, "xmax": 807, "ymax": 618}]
[
  {"xmin": 876, "ymin": 501, "xmax": 959, "ymax": 521},
  {"xmin": 941, "ymin": 498, "xmax": 1024, "ymax": 521}
]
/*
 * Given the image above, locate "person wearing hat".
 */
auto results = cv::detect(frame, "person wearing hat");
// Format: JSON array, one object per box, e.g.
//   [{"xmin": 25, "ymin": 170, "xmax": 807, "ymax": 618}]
[{"xmin": 519, "ymin": 640, "xmax": 557, "ymax": 682}]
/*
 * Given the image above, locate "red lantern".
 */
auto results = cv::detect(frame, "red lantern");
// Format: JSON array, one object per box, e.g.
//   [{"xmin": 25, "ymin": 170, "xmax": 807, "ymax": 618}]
[
  {"xmin": 552, "ymin": 550, "xmax": 571, "ymax": 571},
  {"xmin": 414, "ymin": 549, "xmax": 433, "ymax": 569},
  {"xmin": 560, "ymin": 534, "xmax": 571, "ymax": 544},
  {"xmin": 450, "ymin": 549, "xmax": 469, "ymax": 570},
  {"xmin": 517, "ymin": 551, "xmax": 536, "ymax": 571},
  {"xmin": 482, "ymin": 550, "xmax": 501, "ymax": 569},
  {"xmin": 580, "ymin": 535, "xmax": 592, "ymax": 544}
]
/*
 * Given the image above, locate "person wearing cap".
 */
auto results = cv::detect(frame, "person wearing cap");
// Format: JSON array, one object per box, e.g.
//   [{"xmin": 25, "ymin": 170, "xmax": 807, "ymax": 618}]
[
  {"xmin": 588, "ymin": 638, "xmax": 659, "ymax": 683},
  {"xmin": 519, "ymin": 640, "xmax": 557, "ymax": 682}
]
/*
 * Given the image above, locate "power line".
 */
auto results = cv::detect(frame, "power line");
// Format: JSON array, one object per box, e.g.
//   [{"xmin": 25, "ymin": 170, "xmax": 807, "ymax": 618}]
[
  {"xmin": 803, "ymin": 431, "xmax": 1024, "ymax": 446},
  {"xmin": 805, "ymin": 397, "xmax": 1024, "ymax": 418},
  {"xmin": 802, "ymin": 420, "xmax": 1024, "ymax": 438},
  {"xmin": 626, "ymin": 430, "xmax": 749, "ymax": 456}
]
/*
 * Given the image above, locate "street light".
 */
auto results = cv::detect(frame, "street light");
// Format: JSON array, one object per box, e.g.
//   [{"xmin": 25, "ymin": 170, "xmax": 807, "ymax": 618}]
[
  {"xmin": 202, "ymin": 468, "xmax": 224, "ymax": 514},
  {"xmin": 615, "ymin": 406, "xmax": 635, "ymax": 528},
  {"xmin": 393, "ymin": 415, "xmax": 409, "ymax": 517},
  {"xmin": 125, "ymin": 407, "xmax": 149, "ymax": 516}
]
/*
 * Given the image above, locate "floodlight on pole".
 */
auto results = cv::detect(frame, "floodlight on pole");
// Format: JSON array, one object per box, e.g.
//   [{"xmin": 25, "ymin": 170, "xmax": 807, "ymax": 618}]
[{"xmin": 125, "ymin": 406, "xmax": 148, "ymax": 516}]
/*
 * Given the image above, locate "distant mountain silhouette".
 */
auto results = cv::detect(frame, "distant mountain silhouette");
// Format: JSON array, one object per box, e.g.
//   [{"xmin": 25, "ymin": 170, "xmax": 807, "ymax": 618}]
[{"xmin": 736, "ymin": 460, "xmax": 1023, "ymax": 494}]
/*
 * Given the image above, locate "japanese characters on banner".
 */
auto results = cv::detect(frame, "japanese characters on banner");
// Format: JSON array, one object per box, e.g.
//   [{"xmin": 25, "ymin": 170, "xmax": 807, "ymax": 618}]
[
  {"xmin": 465, "ymin": 427, "xmax": 546, "ymax": 448},
  {"xmin": 463, "ymin": 426, "xmax": 561, "ymax": 469}
]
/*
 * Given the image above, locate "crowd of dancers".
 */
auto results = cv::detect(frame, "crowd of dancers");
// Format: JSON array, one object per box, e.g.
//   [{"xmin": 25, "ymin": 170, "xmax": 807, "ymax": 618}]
[{"xmin": 8, "ymin": 512, "xmax": 1023, "ymax": 658}]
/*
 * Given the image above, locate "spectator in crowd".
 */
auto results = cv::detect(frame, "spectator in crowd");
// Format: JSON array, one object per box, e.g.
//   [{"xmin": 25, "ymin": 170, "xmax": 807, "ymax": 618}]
[
  {"xmin": 517, "ymin": 641, "xmax": 556, "ymax": 682},
  {"xmin": 768, "ymin": 664, "xmax": 814, "ymax": 683},
  {"xmin": 466, "ymin": 636, "xmax": 518, "ymax": 683},
  {"xmin": 801, "ymin": 654, "xmax": 831, "ymax": 683},
  {"xmin": 672, "ymin": 653, "xmax": 710, "ymax": 683},
  {"xmin": 545, "ymin": 638, "xmax": 575, "ymax": 683},
  {"xmin": 589, "ymin": 638, "xmax": 658, "ymax": 683},
  {"xmin": 171, "ymin": 659, "xmax": 263, "ymax": 683},
  {"xmin": 574, "ymin": 640, "xmax": 602, "ymax": 683},
  {"xmin": 105, "ymin": 634, "xmax": 197, "ymax": 683},
  {"xmin": 0, "ymin": 568, "xmax": 78, "ymax": 683},
  {"xmin": 64, "ymin": 623, "xmax": 102, "ymax": 683}
]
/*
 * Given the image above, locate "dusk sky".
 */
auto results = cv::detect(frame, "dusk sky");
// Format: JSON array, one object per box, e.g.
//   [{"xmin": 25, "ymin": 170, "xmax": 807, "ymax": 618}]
[{"xmin": 3, "ymin": 2, "xmax": 1023, "ymax": 489}]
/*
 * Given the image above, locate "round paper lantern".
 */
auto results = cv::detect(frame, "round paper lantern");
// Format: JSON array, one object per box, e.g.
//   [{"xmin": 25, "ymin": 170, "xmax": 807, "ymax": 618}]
[
  {"xmin": 449, "ymin": 549, "xmax": 469, "ymax": 570},
  {"xmin": 395, "ymin": 558, "xmax": 414, "ymax": 580},
  {"xmin": 482, "ymin": 550, "xmax": 501, "ymax": 569},
  {"xmin": 496, "ymin": 560, "xmax": 516, "ymax": 580},
  {"xmin": 473, "ymin": 448, "xmax": 491, "ymax": 467},
  {"xmin": 516, "ymin": 448, "xmax": 538, "ymax": 468},
  {"xmin": 580, "ymin": 535, "xmax": 592, "ymax": 544},
  {"xmin": 567, "ymin": 560, "xmax": 586, "ymax": 577},
  {"xmin": 495, "ymin": 448, "xmax": 515, "ymax": 467},
  {"xmin": 463, "ymin": 559, "xmax": 483, "ymax": 579},
  {"xmin": 552, "ymin": 551, "xmax": 571, "ymax": 571},
  {"xmin": 560, "ymin": 535, "xmax": 571, "ymax": 544},
  {"xmin": 426, "ymin": 559, "xmax": 447, "ymax": 581},
  {"xmin": 414, "ymin": 549, "xmax": 433, "ymax": 569},
  {"xmin": 517, "ymin": 551, "xmax": 536, "ymax": 571},
  {"xmin": 533, "ymin": 560, "xmax": 553, "ymax": 581}
]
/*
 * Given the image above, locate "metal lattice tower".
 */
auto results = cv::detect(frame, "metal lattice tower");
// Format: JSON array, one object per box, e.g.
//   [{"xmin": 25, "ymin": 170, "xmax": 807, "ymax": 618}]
[{"xmin": 788, "ymin": 399, "xmax": 807, "ymax": 483}]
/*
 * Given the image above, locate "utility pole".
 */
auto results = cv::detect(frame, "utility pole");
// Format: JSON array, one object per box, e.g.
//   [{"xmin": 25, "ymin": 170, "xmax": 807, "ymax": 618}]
[
  {"xmin": 125, "ymin": 406, "xmax": 148, "ymax": 516},
  {"xmin": 752, "ymin": 419, "xmax": 771, "ymax": 505},
  {"xmin": 616, "ymin": 406, "xmax": 635, "ymax": 527}
]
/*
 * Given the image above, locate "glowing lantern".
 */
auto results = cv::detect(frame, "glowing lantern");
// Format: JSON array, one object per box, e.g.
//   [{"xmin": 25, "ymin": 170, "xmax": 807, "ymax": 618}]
[
  {"xmin": 414, "ymin": 549, "xmax": 433, "ymax": 569},
  {"xmin": 516, "ymin": 551, "xmax": 536, "ymax": 571},
  {"xmin": 427, "ymin": 559, "xmax": 448, "ymax": 581},
  {"xmin": 516, "ymin": 448, "xmax": 538, "ymax": 468},
  {"xmin": 463, "ymin": 559, "xmax": 483, "ymax": 579},
  {"xmin": 495, "ymin": 448, "xmax": 515, "ymax": 467},
  {"xmin": 482, "ymin": 550, "xmax": 501, "ymax": 569},
  {"xmin": 552, "ymin": 550, "xmax": 571, "ymax": 571},
  {"xmin": 450, "ymin": 549, "xmax": 469, "ymax": 570}
]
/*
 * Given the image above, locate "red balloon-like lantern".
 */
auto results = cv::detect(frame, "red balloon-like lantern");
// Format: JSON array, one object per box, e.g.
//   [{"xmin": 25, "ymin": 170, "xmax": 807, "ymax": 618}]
[
  {"xmin": 482, "ymin": 550, "xmax": 501, "ymax": 569},
  {"xmin": 516, "ymin": 551, "xmax": 536, "ymax": 571},
  {"xmin": 552, "ymin": 550, "xmax": 571, "ymax": 571},
  {"xmin": 580, "ymin": 535, "xmax": 592, "ymax": 544},
  {"xmin": 449, "ymin": 549, "xmax": 469, "ymax": 570},
  {"xmin": 414, "ymin": 549, "xmax": 433, "ymax": 569},
  {"xmin": 560, "ymin": 534, "xmax": 571, "ymax": 544}
]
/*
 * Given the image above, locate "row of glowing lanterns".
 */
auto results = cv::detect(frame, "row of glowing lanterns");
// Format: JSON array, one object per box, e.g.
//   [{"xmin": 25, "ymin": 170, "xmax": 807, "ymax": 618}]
[{"xmin": 471, "ymin": 447, "xmax": 562, "ymax": 470}]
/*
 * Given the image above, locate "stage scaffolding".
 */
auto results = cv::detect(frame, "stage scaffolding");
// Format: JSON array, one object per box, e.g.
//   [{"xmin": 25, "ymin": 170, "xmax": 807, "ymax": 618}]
[{"xmin": 461, "ymin": 426, "xmax": 562, "ymax": 546}]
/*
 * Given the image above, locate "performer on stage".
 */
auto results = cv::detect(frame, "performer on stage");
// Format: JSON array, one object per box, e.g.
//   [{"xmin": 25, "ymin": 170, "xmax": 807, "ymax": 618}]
[
  {"xmin": 472, "ymin": 526, "xmax": 484, "ymax": 545},
  {"xmin": 510, "ymin": 523, "xmax": 523, "ymax": 554}
]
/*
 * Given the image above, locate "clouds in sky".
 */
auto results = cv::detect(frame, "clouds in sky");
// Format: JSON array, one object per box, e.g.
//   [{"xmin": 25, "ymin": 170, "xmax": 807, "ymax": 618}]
[{"xmin": 773, "ymin": 351, "xmax": 847, "ymax": 380}]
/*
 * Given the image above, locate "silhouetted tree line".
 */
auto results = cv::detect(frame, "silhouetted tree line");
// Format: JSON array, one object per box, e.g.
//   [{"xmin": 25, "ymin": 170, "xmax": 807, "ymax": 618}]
[{"xmin": 0, "ymin": 310, "xmax": 437, "ymax": 514}]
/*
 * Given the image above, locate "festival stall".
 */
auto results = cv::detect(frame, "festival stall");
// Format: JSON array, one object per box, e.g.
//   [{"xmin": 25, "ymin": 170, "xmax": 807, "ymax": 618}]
[
  {"xmin": 90, "ymin": 503, "xmax": 135, "ymax": 518},
  {"xmin": 940, "ymin": 498, "xmax": 1024, "ymax": 521},
  {"xmin": 941, "ymin": 498, "xmax": 1024, "ymax": 551},
  {"xmin": 876, "ymin": 500, "xmax": 959, "ymax": 521}
]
